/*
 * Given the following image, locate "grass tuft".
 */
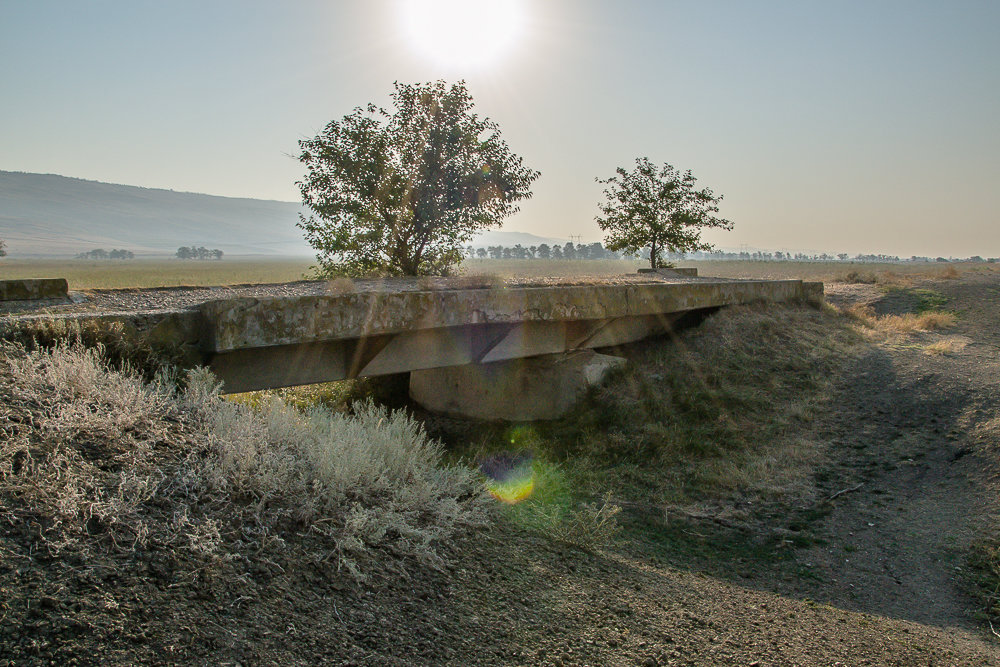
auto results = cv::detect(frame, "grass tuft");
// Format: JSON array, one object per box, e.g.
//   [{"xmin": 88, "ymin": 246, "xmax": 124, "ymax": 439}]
[
  {"xmin": 873, "ymin": 311, "xmax": 957, "ymax": 334},
  {"xmin": 923, "ymin": 338, "xmax": 967, "ymax": 355}
]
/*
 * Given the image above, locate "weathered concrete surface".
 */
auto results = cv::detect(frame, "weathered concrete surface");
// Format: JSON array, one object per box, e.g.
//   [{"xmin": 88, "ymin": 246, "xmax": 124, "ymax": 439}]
[
  {"xmin": 201, "ymin": 280, "xmax": 815, "ymax": 353},
  {"xmin": 2, "ymin": 277, "xmax": 825, "ymax": 403},
  {"xmin": 0, "ymin": 278, "xmax": 68, "ymax": 301},
  {"xmin": 409, "ymin": 350, "xmax": 626, "ymax": 421}
]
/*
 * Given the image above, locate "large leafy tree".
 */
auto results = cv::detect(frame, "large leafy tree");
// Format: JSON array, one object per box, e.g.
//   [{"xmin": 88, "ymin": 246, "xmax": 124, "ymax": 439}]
[
  {"xmin": 298, "ymin": 81, "xmax": 540, "ymax": 277},
  {"xmin": 596, "ymin": 158, "xmax": 733, "ymax": 269}
]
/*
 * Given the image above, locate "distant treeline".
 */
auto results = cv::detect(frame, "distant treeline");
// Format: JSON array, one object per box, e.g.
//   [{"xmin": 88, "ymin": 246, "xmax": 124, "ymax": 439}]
[
  {"xmin": 176, "ymin": 246, "xmax": 223, "ymax": 260},
  {"xmin": 467, "ymin": 243, "xmax": 998, "ymax": 264},
  {"xmin": 75, "ymin": 248, "xmax": 134, "ymax": 260},
  {"xmin": 467, "ymin": 242, "xmax": 622, "ymax": 260}
]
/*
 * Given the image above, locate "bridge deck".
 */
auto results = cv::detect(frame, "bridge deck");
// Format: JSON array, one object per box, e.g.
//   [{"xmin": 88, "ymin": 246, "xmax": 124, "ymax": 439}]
[{"xmin": 1, "ymin": 274, "xmax": 822, "ymax": 394}]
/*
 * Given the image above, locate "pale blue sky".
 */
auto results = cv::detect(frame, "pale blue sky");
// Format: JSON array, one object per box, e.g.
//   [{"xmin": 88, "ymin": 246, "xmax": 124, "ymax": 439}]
[{"xmin": 2, "ymin": 1, "xmax": 998, "ymax": 256}]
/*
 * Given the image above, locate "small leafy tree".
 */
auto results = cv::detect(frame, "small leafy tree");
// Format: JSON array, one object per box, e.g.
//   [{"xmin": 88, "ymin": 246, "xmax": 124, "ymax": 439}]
[
  {"xmin": 0, "ymin": 239, "xmax": 7, "ymax": 258},
  {"xmin": 298, "ymin": 80, "xmax": 540, "ymax": 277},
  {"xmin": 596, "ymin": 158, "xmax": 733, "ymax": 269}
]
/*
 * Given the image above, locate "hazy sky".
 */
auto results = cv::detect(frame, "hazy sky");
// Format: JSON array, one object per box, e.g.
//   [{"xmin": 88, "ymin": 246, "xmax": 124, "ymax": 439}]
[{"xmin": 2, "ymin": 1, "xmax": 998, "ymax": 257}]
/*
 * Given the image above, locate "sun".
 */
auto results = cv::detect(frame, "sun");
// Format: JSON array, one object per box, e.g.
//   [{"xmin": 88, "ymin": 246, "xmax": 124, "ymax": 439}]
[{"xmin": 398, "ymin": 0, "xmax": 526, "ymax": 70}]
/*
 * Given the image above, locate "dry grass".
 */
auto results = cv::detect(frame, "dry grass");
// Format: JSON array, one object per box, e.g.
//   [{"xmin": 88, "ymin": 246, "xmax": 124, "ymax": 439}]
[
  {"xmin": 0, "ymin": 315, "xmax": 188, "ymax": 379},
  {"xmin": 831, "ymin": 269, "xmax": 923, "ymax": 288},
  {"xmin": 443, "ymin": 303, "xmax": 863, "ymax": 517},
  {"xmin": 923, "ymin": 337, "xmax": 968, "ymax": 355},
  {"xmin": 939, "ymin": 265, "xmax": 961, "ymax": 279},
  {"xmin": 876, "ymin": 311, "xmax": 957, "ymax": 333},
  {"xmin": 0, "ymin": 342, "xmax": 486, "ymax": 579},
  {"xmin": 460, "ymin": 258, "xmax": 646, "ymax": 279},
  {"xmin": 672, "ymin": 261, "xmax": 980, "ymax": 282},
  {"xmin": 0, "ymin": 257, "xmax": 313, "ymax": 289},
  {"xmin": 1, "ymin": 257, "xmax": 981, "ymax": 289},
  {"xmin": 842, "ymin": 304, "xmax": 957, "ymax": 337}
]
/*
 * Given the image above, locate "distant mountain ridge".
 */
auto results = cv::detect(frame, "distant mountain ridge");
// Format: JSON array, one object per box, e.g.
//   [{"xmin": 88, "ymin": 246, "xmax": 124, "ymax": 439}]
[
  {"xmin": 0, "ymin": 171, "xmax": 310, "ymax": 256},
  {"xmin": 0, "ymin": 171, "xmax": 568, "ymax": 257}
]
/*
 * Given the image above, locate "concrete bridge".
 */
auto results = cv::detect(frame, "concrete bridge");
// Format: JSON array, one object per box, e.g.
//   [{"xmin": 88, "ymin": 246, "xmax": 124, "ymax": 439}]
[{"xmin": 2, "ymin": 272, "xmax": 822, "ymax": 420}]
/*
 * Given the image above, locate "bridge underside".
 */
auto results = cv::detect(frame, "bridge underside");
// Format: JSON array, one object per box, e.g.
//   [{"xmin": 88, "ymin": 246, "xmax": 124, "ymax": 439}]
[{"xmin": 208, "ymin": 312, "xmax": 690, "ymax": 395}]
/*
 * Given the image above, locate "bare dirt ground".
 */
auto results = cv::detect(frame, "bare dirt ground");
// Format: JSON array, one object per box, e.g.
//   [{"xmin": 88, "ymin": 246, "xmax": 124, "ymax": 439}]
[{"xmin": 3, "ymin": 272, "xmax": 1000, "ymax": 665}]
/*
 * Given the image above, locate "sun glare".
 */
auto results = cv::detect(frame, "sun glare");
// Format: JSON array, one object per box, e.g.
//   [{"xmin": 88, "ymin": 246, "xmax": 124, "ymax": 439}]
[{"xmin": 399, "ymin": 0, "xmax": 526, "ymax": 70}]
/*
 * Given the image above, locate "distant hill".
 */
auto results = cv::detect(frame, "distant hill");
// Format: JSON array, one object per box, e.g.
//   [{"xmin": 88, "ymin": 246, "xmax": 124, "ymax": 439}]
[
  {"xmin": 0, "ymin": 171, "xmax": 569, "ymax": 258},
  {"xmin": 471, "ymin": 230, "xmax": 569, "ymax": 249},
  {"xmin": 0, "ymin": 171, "xmax": 311, "ymax": 257}
]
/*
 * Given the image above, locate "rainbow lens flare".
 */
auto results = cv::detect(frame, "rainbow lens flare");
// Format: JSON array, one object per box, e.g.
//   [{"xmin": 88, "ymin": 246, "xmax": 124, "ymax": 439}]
[{"xmin": 479, "ymin": 451, "xmax": 534, "ymax": 504}]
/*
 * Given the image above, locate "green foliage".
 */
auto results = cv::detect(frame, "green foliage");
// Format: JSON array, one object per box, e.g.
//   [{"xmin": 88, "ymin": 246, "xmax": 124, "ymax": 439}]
[
  {"xmin": 298, "ymin": 80, "xmax": 539, "ymax": 277},
  {"xmin": 500, "ymin": 459, "xmax": 621, "ymax": 551},
  {"xmin": 596, "ymin": 158, "xmax": 733, "ymax": 269},
  {"xmin": 909, "ymin": 288, "xmax": 948, "ymax": 312}
]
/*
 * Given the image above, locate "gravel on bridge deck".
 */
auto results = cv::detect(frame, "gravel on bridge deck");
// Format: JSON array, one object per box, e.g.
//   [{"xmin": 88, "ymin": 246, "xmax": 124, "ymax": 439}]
[{"xmin": 0, "ymin": 274, "xmax": 748, "ymax": 318}]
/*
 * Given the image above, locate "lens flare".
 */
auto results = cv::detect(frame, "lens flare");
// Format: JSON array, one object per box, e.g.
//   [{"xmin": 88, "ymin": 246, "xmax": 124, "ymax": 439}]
[{"xmin": 479, "ymin": 450, "xmax": 534, "ymax": 504}]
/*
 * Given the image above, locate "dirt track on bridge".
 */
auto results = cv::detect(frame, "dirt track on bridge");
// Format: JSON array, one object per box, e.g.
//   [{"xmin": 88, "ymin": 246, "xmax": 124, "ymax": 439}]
[{"xmin": 3, "ymin": 270, "xmax": 1000, "ymax": 665}]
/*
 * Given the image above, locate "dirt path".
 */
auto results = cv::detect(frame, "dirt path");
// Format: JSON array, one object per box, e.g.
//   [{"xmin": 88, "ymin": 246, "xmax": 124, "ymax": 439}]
[{"xmin": 769, "ymin": 273, "xmax": 1000, "ymax": 643}]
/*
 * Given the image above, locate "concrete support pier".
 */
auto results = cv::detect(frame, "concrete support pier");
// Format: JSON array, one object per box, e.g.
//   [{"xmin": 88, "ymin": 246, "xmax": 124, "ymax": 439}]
[{"xmin": 410, "ymin": 350, "xmax": 626, "ymax": 421}]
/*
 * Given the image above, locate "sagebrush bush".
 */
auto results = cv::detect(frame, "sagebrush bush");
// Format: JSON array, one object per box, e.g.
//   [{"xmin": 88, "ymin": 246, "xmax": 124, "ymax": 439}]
[
  {"xmin": 0, "ymin": 342, "xmax": 486, "ymax": 579},
  {"xmin": 0, "ymin": 316, "xmax": 186, "ymax": 380}
]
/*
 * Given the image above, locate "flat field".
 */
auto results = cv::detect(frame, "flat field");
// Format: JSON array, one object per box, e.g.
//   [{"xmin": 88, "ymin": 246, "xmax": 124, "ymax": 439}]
[
  {"xmin": 0, "ymin": 257, "xmax": 314, "ymax": 289},
  {"xmin": 4, "ymin": 256, "xmax": 994, "ymax": 289}
]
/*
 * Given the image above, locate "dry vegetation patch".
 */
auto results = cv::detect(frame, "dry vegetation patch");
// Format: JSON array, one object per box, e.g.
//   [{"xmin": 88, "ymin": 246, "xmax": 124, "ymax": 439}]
[
  {"xmin": 0, "ymin": 342, "xmax": 485, "ymax": 584},
  {"xmin": 843, "ymin": 302, "xmax": 957, "ymax": 339},
  {"xmin": 426, "ymin": 302, "xmax": 865, "ymax": 556},
  {"xmin": 566, "ymin": 303, "xmax": 862, "ymax": 505},
  {"xmin": 923, "ymin": 336, "xmax": 969, "ymax": 356}
]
